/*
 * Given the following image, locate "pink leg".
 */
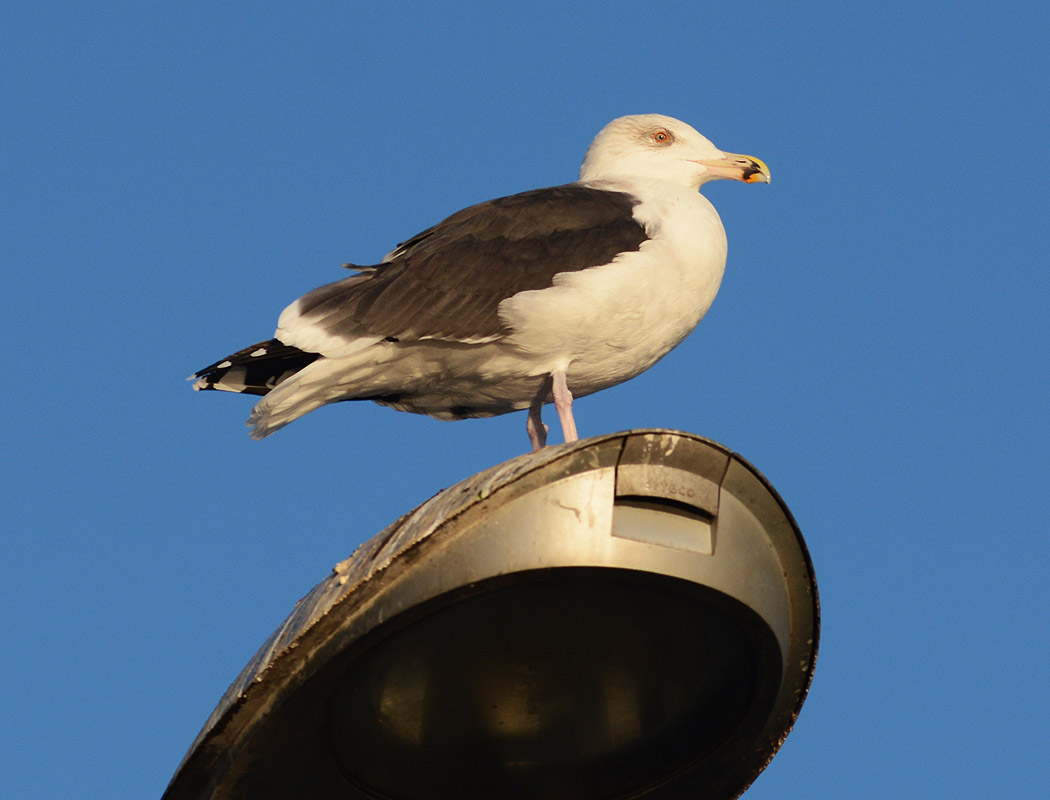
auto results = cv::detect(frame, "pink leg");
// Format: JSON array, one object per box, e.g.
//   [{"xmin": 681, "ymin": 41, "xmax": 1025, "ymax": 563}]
[
  {"xmin": 526, "ymin": 376, "xmax": 551, "ymax": 451},
  {"xmin": 526, "ymin": 400, "xmax": 548, "ymax": 451},
  {"xmin": 552, "ymin": 369, "xmax": 578, "ymax": 443}
]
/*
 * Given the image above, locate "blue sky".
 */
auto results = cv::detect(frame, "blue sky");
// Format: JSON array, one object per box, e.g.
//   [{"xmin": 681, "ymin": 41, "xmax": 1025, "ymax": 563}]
[{"xmin": 3, "ymin": 2, "xmax": 1047, "ymax": 797}]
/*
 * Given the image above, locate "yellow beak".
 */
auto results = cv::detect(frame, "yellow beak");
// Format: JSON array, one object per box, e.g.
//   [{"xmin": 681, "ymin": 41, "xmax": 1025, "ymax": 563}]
[{"xmin": 698, "ymin": 153, "xmax": 771, "ymax": 184}]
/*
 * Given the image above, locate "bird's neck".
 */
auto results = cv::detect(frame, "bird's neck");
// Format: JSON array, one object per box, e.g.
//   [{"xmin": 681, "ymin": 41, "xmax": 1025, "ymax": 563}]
[{"xmin": 578, "ymin": 175, "xmax": 700, "ymax": 198}]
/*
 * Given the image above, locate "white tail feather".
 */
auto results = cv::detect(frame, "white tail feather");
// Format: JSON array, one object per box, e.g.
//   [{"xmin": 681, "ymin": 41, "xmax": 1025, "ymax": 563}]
[{"xmin": 245, "ymin": 353, "xmax": 393, "ymax": 439}]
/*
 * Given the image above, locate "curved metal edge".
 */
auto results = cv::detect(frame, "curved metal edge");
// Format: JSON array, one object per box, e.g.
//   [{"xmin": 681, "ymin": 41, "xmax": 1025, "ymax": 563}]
[
  {"xmin": 720, "ymin": 449, "xmax": 820, "ymax": 800},
  {"xmin": 727, "ymin": 446, "xmax": 821, "ymax": 717}
]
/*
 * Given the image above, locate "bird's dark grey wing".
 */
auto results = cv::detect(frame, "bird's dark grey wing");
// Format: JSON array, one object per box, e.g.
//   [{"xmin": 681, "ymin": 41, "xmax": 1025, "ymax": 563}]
[{"xmin": 285, "ymin": 184, "xmax": 649, "ymax": 347}]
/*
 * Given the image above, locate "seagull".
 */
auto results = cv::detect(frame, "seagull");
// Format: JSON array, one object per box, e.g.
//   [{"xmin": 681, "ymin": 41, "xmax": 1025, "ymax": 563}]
[{"xmin": 191, "ymin": 114, "xmax": 769, "ymax": 450}]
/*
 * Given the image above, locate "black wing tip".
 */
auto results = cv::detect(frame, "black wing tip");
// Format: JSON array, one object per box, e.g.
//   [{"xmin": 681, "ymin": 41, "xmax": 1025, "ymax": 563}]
[{"xmin": 190, "ymin": 339, "xmax": 319, "ymax": 396}]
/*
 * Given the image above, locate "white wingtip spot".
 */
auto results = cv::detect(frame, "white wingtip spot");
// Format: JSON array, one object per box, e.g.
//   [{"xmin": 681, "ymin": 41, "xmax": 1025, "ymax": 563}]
[{"xmin": 249, "ymin": 348, "xmax": 267, "ymax": 357}]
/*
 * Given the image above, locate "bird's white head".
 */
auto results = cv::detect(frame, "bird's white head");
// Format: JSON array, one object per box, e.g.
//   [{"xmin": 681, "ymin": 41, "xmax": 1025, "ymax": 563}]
[{"xmin": 579, "ymin": 114, "xmax": 770, "ymax": 191}]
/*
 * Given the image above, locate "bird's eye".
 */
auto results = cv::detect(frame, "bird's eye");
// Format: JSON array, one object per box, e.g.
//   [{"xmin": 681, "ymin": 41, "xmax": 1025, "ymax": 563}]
[{"xmin": 651, "ymin": 128, "xmax": 674, "ymax": 145}]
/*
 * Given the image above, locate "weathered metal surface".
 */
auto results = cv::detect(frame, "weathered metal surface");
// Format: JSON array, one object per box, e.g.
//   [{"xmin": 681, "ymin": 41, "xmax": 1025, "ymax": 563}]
[{"xmin": 164, "ymin": 429, "xmax": 818, "ymax": 800}]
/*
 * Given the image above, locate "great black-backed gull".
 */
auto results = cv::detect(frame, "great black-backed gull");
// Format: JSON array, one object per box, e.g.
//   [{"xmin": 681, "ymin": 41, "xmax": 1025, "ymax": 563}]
[{"xmin": 191, "ymin": 114, "xmax": 769, "ymax": 450}]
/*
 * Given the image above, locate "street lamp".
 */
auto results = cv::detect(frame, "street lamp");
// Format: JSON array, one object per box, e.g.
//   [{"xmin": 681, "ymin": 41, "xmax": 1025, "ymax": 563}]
[{"xmin": 164, "ymin": 429, "xmax": 818, "ymax": 799}]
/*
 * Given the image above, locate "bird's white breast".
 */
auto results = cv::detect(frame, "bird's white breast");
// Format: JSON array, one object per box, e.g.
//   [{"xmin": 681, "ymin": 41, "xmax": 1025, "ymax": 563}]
[{"xmin": 494, "ymin": 181, "xmax": 728, "ymax": 397}]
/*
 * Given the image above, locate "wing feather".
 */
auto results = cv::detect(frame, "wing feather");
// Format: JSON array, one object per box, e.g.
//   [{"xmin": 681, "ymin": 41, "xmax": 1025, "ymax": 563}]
[{"xmin": 280, "ymin": 184, "xmax": 648, "ymax": 352}]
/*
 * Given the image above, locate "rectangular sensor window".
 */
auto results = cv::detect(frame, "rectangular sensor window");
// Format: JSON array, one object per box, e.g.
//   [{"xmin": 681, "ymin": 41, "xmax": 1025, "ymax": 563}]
[{"xmin": 611, "ymin": 497, "xmax": 714, "ymax": 555}]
